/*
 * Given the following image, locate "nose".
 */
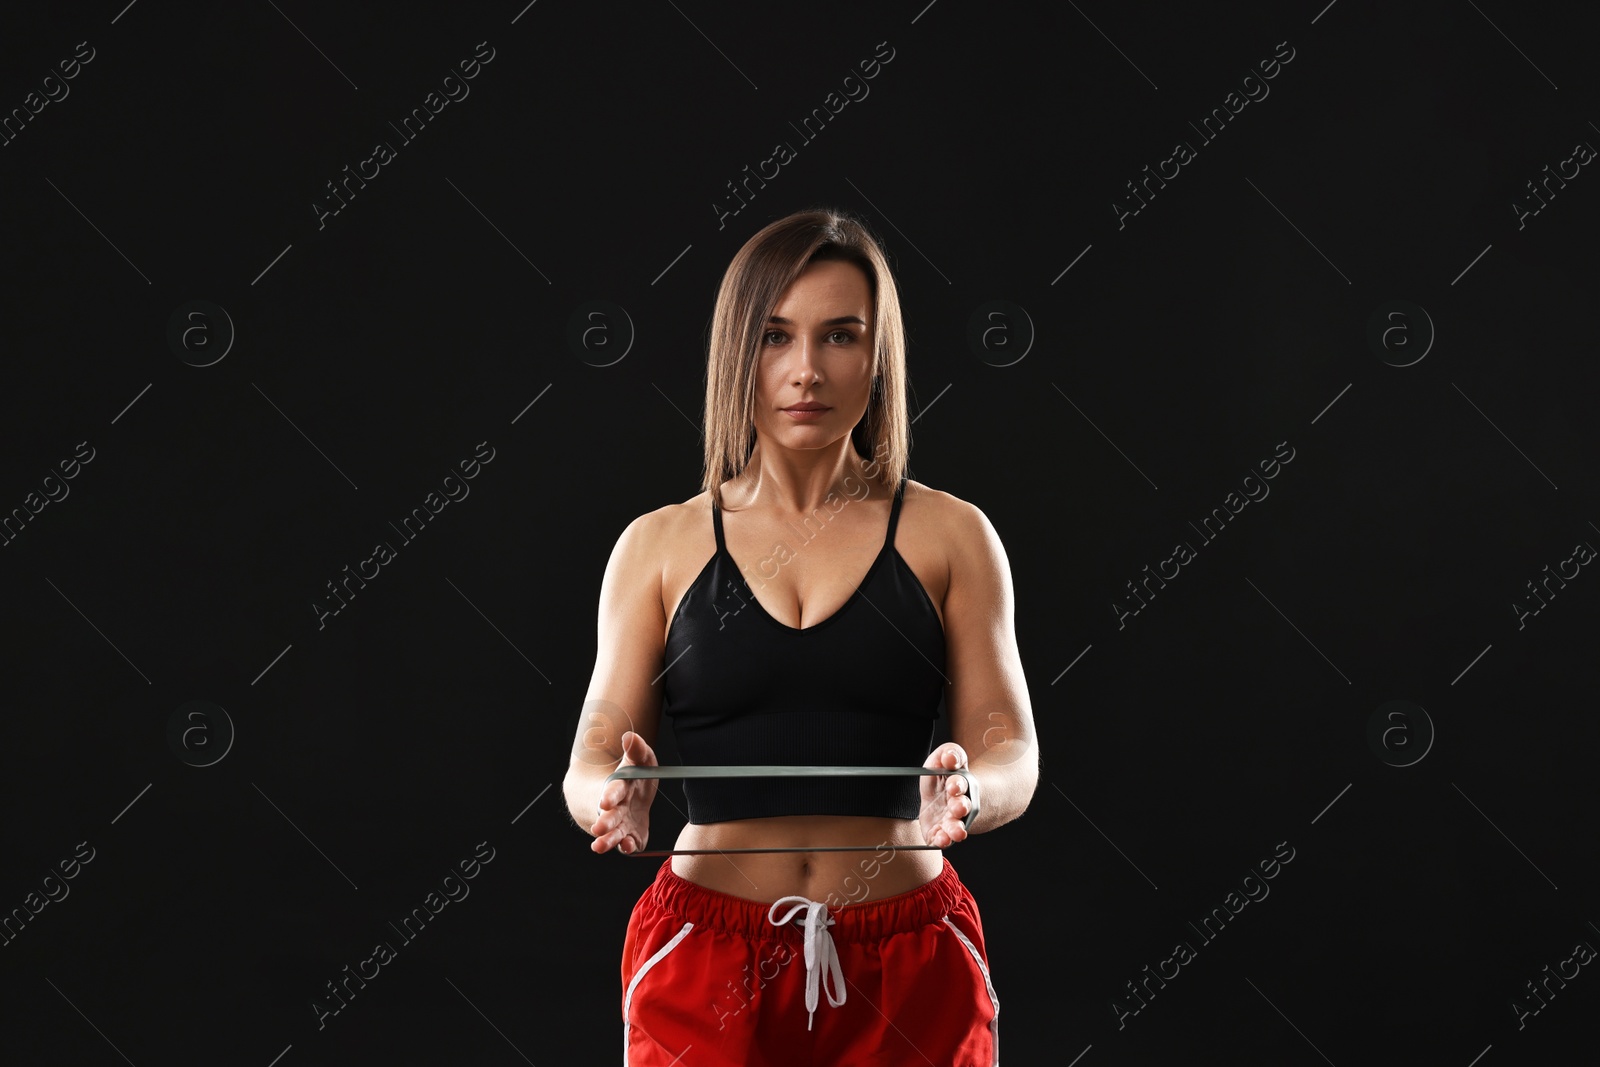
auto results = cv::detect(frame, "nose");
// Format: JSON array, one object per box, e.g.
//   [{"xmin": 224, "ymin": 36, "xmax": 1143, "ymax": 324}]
[{"xmin": 791, "ymin": 336, "xmax": 821, "ymax": 384}]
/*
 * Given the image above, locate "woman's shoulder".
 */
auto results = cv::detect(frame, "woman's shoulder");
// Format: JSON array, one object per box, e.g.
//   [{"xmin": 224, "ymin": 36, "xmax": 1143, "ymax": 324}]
[
  {"xmin": 900, "ymin": 478, "xmax": 1001, "ymax": 566},
  {"xmin": 902, "ymin": 477, "xmax": 981, "ymax": 524},
  {"xmin": 599, "ymin": 496, "xmax": 711, "ymax": 604},
  {"xmin": 890, "ymin": 480, "xmax": 991, "ymax": 617},
  {"xmin": 614, "ymin": 491, "xmax": 713, "ymax": 550}
]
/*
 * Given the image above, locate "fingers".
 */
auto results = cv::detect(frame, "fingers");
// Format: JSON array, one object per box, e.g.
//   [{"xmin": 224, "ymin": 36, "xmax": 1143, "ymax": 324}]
[
  {"xmin": 933, "ymin": 793, "xmax": 973, "ymax": 848},
  {"xmin": 920, "ymin": 789, "xmax": 973, "ymax": 849},
  {"xmin": 593, "ymin": 800, "xmax": 630, "ymax": 833},
  {"xmin": 936, "ymin": 814, "xmax": 970, "ymax": 848},
  {"xmin": 592, "ymin": 788, "xmax": 621, "ymax": 833},
  {"xmin": 598, "ymin": 780, "xmax": 623, "ymax": 815},
  {"xmin": 939, "ymin": 794, "xmax": 972, "ymax": 824},
  {"xmin": 589, "ymin": 826, "xmax": 637, "ymax": 854},
  {"xmin": 619, "ymin": 730, "xmax": 659, "ymax": 767},
  {"xmin": 926, "ymin": 743, "xmax": 967, "ymax": 774}
]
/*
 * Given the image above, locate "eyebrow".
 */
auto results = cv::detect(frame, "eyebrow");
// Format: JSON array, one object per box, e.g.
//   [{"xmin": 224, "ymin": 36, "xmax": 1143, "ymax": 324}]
[{"xmin": 767, "ymin": 315, "xmax": 867, "ymax": 326}]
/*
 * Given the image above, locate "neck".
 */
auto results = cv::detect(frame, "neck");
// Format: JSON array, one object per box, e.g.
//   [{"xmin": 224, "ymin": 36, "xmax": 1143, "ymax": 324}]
[{"xmin": 732, "ymin": 438, "xmax": 887, "ymax": 515}]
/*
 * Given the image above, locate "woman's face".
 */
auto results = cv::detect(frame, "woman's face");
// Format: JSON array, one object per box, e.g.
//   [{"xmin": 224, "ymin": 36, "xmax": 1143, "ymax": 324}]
[{"xmin": 752, "ymin": 257, "xmax": 875, "ymax": 454}]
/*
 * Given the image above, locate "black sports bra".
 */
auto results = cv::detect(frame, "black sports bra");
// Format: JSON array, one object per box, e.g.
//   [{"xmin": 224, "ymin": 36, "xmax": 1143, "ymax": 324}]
[{"xmin": 661, "ymin": 476, "xmax": 947, "ymax": 824}]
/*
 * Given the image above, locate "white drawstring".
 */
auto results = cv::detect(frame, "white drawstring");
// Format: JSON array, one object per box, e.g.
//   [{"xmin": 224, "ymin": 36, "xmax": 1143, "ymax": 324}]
[{"xmin": 766, "ymin": 895, "xmax": 846, "ymax": 1029}]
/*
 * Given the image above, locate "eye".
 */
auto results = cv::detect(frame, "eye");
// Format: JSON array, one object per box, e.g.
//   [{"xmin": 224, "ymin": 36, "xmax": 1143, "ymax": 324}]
[
  {"xmin": 762, "ymin": 329, "xmax": 787, "ymax": 346},
  {"xmin": 827, "ymin": 329, "xmax": 856, "ymax": 344}
]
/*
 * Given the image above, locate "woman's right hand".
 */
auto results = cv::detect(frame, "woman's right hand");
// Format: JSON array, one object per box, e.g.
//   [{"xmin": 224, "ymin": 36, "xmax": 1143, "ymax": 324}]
[{"xmin": 589, "ymin": 730, "xmax": 659, "ymax": 854}]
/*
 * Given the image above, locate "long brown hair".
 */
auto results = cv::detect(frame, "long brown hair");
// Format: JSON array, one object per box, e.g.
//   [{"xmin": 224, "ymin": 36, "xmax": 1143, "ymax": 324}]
[{"xmin": 700, "ymin": 207, "xmax": 910, "ymax": 509}]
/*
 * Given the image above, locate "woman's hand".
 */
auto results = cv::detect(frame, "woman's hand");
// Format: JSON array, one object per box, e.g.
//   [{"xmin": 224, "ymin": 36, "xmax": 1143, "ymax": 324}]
[
  {"xmin": 589, "ymin": 730, "xmax": 659, "ymax": 854},
  {"xmin": 920, "ymin": 742, "xmax": 979, "ymax": 848}
]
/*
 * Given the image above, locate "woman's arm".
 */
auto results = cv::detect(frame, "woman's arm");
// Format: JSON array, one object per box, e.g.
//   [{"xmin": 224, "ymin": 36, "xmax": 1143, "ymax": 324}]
[
  {"xmin": 561, "ymin": 509, "xmax": 668, "ymax": 839},
  {"xmin": 935, "ymin": 495, "xmax": 1038, "ymax": 835}
]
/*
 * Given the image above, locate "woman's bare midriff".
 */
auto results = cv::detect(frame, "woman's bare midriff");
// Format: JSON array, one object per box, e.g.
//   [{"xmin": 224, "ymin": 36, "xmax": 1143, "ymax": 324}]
[{"xmin": 670, "ymin": 814, "xmax": 944, "ymax": 905}]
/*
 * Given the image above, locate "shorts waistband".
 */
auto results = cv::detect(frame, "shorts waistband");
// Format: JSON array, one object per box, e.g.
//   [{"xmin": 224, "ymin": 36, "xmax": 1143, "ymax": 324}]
[{"xmin": 647, "ymin": 856, "xmax": 968, "ymax": 944}]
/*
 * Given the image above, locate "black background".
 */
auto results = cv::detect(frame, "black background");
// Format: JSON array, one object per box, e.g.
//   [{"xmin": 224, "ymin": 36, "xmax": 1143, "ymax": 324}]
[{"xmin": 2, "ymin": 1, "xmax": 1597, "ymax": 1063}]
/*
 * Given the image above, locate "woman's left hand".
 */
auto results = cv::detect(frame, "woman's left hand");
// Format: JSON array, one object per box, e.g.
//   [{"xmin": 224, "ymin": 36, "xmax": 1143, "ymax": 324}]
[{"xmin": 920, "ymin": 743, "xmax": 979, "ymax": 848}]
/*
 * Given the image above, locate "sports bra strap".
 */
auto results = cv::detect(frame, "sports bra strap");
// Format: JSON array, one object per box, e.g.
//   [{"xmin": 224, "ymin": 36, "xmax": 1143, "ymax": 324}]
[
  {"xmin": 884, "ymin": 476, "xmax": 907, "ymax": 547},
  {"xmin": 711, "ymin": 495, "xmax": 726, "ymax": 553}
]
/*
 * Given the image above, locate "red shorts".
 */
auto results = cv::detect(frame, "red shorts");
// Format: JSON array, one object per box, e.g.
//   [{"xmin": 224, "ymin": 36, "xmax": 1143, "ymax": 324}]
[{"xmin": 620, "ymin": 856, "xmax": 999, "ymax": 1066}]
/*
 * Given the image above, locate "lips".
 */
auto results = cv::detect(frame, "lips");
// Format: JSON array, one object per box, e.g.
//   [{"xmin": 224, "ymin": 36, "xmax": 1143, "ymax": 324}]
[{"xmin": 783, "ymin": 403, "xmax": 829, "ymax": 411}]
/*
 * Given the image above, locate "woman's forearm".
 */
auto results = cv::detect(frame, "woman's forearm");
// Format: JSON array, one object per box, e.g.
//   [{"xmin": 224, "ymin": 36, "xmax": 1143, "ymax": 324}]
[
  {"xmin": 962, "ymin": 749, "xmax": 1039, "ymax": 835},
  {"xmin": 562, "ymin": 760, "xmax": 617, "ymax": 836}
]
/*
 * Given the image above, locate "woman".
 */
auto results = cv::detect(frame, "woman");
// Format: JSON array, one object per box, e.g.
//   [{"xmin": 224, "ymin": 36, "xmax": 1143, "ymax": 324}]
[{"xmin": 562, "ymin": 207, "xmax": 1037, "ymax": 1066}]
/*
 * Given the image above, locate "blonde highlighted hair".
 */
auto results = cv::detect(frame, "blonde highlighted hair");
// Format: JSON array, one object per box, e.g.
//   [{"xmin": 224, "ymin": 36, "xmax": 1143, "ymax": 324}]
[{"xmin": 700, "ymin": 207, "xmax": 910, "ymax": 509}]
